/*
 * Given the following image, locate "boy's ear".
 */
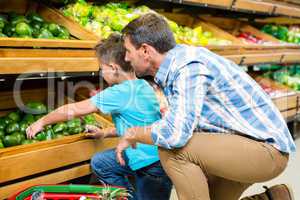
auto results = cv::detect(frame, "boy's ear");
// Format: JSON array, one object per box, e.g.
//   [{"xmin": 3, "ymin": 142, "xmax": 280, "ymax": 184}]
[{"xmin": 110, "ymin": 63, "xmax": 121, "ymax": 72}]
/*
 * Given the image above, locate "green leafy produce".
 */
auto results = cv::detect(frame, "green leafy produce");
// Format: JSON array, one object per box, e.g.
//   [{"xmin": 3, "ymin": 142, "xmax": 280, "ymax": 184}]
[
  {"xmin": 262, "ymin": 64, "xmax": 300, "ymax": 90},
  {"xmin": 262, "ymin": 24, "xmax": 300, "ymax": 44},
  {"xmin": 0, "ymin": 100, "xmax": 98, "ymax": 148},
  {"xmin": 35, "ymin": 114, "xmax": 45, "ymax": 121},
  {"xmin": 0, "ymin": 12, "xmax": 70, "ymax": 39},
  {"xmin": 0, "ymin": 130, "xmax": 5, "ymax": 140},
  {"xmin": 19, "ymin": 121, "xmax": 29, "ymax": 133},
  {"xmin": 45, "ymin": 129, "xmax": 55, "ymax": 140},
  {"xmin": 38, "ymin": 28, "xmax": 54, "ymax": 39},
  {"xmin": 62, "ymin": 1, "xmax": 231, "ymax": 46},
  {"xmin": 6, "ymin": 122, "xmax": 20, "ymax": 134},
  {"xmin": 16, "ymin": 22, "xmax": 32, "ymax": 36},
  {"xmin": 67, "ymin": 118, "xmax": 81, "ymax": 129},
  {"xmin": 3, "ymin": 134, "xmax": 20, "ymax": 147},
  {"xmin": 53, "ymin": 122, "xmax": 67, "ymax": 133},
  {"xmin": 0, "ymin": 15, "xmax": 7, "ymax": 30},
  {"xmin": 26, "ymin": 12, "xmax": 44, "ymax": 23},
  {"xmin": 35, "ymin": 131, "xmax": 47, "ymax": 141},
  {"xmin": 68, "ymin": 126, "xmax": 83, "ymax": 135},
  {"xmin": 23, "ymin": 114, "xmax": 35, "ymax": 124},
  {"xmin": 11, "ymin": 132, "xmax": 25, "ymax": 144},
  {"xmin": 25, "ymin": 101, "xmax": 47, "ymax": 114},
  {"xmin": 7, "ymin": 111, "xmax": 21, "ymax": 122},
  {"xmin": 83, "ymin": 114, "xmax": 97, "ymax": 126},
  {"xmin": 0, "ymin": 118, "xmax": 7, "ymax": 130}
]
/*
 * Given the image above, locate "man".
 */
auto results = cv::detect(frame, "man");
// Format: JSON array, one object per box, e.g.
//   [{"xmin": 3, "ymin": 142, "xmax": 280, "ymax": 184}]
[{"xmin": 115, "ymin": 13, "xmax": 296, "ymax": 200}]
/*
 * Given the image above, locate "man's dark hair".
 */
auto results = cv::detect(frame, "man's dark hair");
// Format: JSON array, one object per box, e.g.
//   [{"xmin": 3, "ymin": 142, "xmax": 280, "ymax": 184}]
[
  {"xmin": 122, "ymin": 12, "xmax": 176, "ymax": 54},
  {"xmin": 95, "ymin": 33, "xmax": 133, "ymax": 72}
]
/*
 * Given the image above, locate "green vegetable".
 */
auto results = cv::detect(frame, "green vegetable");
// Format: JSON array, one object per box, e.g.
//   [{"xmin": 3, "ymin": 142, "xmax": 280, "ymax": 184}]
[
  {"xmin": 35, "ymin": 131, "xmax": 47, "ymax": 141},
  {"xmin": 16, "ymin": 22, "xmax": 32, "ymax": 36},
  {"xmin": 3, "ymin": 117, "xmax": 13, "ymax": 125},
  {"xmin": 3, "ymin": 134, "xmax": 20, "ymax": 147},
  {"xmin": 3, "ymin": 23, "xmax": 15, "ymax": 37},
  {"xmin": 0, "ymin": 15, "xmax": 7, "ymax": 30},
  {"xmin": 45, "ymin": 125, "xmax": 52, "ymax": 130},
  {"xmin": 68, "ymin": 126, "xmax": 83, "ymax": 135},
  {"xmin": 7, "ymin": 111, "xmax": 21, "ymax": 122},
  {"xmin": 11, "ymin": 16, "xmax": 29, "ymax": 26},
  {"xmin": 67, "ymin": 118, "xmax": 81, "ymax": 129},
  {"xmin": 48, "ymin": 23, "xmax": 61, "ymax": 36},
  {"xmin": 6, "ymin": 122, "xmax": 20, "ymax": 134},
  {"xmin": 0, "ymin": 118, "xmax": 6, "ymax": 130},
  {"xmin": 37, "ymin": 28, "xmax": 54, "ymax": 39},
  {"xmin": 26, "ymin": 12, "xmax": 44, "ymax": 23},
  {"xmin": 57, "ymin": 27, "xmax": 70, "ymax": 39},
  {"xmin": 0, "ymin": 130, "xmax": 5, "ymax": 140},
  {"xmin": 25, "ymin": 101, "xmax": 47, "ymax": 114},
  {"xmin": 83, "ymin": 114, "xmax": 97, "ymax": 126},
  {"xmin": 45, "ymin": 129, "xmax": 54, "ymax": 140},
  {"xmin": 53, "ymin": 122, "xmax": 67, "ymax": 133},
  {"xmin": 34, "ymin": 114, "xmax": 45, "ymax": 121},
  {"xmin": 11, "ymin": 132, "xmax": 25, "ymax": 144},
  {"xmin": 0, "ymin": 33, "xmax": 7, "ymax": 37},
  {"xmin": 23, "ymin": 114, "xmax": 35, "ymax": 124},
  {"xmin": 0, "ymin": 140, "xmax": 4, "ymax": 148},
  {"xmin": 19, "ymin": 121, "xmax": 29, "ymax": 133}
]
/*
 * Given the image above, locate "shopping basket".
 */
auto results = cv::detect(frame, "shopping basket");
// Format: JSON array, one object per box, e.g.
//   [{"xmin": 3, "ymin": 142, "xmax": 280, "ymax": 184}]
[{"xmin": 8, "ymin": 184, "xmax": 128, "ymax": 200}]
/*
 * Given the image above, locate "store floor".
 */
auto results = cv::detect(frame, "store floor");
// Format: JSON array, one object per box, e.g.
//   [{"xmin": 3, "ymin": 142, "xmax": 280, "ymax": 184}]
[{"xmin": 170, "ymin": 138, "xmax": 300, "ymax": 200}]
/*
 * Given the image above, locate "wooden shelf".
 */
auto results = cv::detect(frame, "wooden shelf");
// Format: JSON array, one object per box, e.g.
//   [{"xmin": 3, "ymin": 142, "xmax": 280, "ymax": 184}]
[
  {"xmin": 0, "ymin": 47, "xmax": 299, "ymax": 74},
  {"xmin": 159, "ymin": 0, "xmax": 300, "ymax": 18}
]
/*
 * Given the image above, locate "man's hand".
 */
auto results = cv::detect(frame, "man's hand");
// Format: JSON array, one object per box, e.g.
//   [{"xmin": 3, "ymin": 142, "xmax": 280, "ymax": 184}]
[
  {"xmin": 84, "ymin": 125, "xmax": 106, "ymax": 139},
  {"xmin": 26, "ymin": 120, "xmax": 44, "ymax": 139},
  {"xmin": 115, "ymin": 129, "xmax": 137, "ymax": 166}
]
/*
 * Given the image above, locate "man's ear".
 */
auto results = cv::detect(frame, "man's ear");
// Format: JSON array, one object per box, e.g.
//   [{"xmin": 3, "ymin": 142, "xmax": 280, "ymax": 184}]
[{"xmin": 141, "ymin": 43, "xmax": 155, "ymax": 58}]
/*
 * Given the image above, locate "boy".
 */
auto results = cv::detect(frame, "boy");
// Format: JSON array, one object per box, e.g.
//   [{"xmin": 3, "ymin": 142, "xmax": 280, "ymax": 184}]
[{"xmin": 26, "ymin": 33, "xmax": 172, "ymax": 200}]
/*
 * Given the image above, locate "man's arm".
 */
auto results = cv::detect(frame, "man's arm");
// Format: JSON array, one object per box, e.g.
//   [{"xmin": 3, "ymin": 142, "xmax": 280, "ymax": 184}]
[{"xmin": 116, "ymin": 63, "xmax": 211, "ymax": 165}]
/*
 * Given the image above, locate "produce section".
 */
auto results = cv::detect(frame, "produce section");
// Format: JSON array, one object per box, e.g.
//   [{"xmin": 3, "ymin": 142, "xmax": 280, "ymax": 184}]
[
  {"xmin": 261, "ymin": 24, "xmax": 300, "ymax": 44},
  {"xmin": 0, "ymin": 101, "xmax": 98, "ymax": 148},
  {"xmin": 61, "ymin": 1, "xmax": 232, "ymax": 46},
  {"xmin": 0, "ymin": 12, "xmax": 70, "ymax": 39},
  {"xmin": 0, "ymin": 0, "xmax": 300, "ymax": 199}
]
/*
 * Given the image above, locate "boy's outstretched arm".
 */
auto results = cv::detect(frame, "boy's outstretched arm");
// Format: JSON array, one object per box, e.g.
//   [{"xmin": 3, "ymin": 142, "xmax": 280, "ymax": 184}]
[
  {"xmin": 85, "ymin": 125, "xmax": 117, "ymax": 139},
  {"xmin": 27, "ymin": 99, "xmax": 98, "ymax": 139}
]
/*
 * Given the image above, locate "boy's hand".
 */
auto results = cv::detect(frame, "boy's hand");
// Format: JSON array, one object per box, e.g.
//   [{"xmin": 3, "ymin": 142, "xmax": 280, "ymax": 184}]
[
  {"xmin": 84, "ymin": 125, "xmax": 106, "ymax": 139},
  {"xmin": 26, "ymin": 120, "xmax": 44, "ymax": 139}
]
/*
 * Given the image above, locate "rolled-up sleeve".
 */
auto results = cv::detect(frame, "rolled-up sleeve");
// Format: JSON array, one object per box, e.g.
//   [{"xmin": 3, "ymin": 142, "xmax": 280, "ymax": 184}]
[{"xmin": 151, "ymin": 63, "xmax": 211, "ymax": 149}]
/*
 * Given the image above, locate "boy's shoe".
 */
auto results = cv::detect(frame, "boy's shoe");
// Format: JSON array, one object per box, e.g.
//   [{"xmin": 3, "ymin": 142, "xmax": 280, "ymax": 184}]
[{"xmin": 241, "ymin": 184, "xmax": 294, "ymax": 200}]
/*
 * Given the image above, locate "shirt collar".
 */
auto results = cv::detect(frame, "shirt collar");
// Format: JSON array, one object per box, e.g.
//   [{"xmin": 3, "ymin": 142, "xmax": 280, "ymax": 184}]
[{"xmin": 154, "ymin": 45, "xmax": 180, "ymax": 88}]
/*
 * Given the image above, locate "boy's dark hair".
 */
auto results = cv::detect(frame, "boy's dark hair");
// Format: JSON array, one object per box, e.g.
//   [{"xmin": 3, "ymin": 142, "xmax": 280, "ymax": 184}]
[
  {"xmin": 95, "ymin": 33, "xmax": 133, "ymax": 72},
  {"xmin": 122, "ymin": 12, "xmax": 176, "ymax": 54}
]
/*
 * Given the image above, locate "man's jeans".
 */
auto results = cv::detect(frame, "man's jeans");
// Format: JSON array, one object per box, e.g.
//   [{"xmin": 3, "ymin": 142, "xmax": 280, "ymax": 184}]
[{"xmin": 91, "ymin": 149, "xmax": 172, "ymax": 200}]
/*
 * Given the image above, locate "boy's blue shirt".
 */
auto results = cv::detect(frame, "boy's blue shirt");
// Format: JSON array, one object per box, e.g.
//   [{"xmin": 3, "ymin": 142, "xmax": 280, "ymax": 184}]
[{"xmin": 90, "ymin": 79, "xmax": 161, "ymax": 170}]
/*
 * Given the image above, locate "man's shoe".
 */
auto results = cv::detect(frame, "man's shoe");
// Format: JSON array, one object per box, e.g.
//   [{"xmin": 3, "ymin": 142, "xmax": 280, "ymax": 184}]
[{"xmin": 241, "ymin": 184, "xmax": 294, "ymax": 200}]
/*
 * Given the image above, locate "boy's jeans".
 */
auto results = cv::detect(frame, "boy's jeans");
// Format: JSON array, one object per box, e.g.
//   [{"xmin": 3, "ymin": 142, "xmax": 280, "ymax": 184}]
[{"xmin": 91, "ymin": 149, "xmax": 172, "ymax": 200}]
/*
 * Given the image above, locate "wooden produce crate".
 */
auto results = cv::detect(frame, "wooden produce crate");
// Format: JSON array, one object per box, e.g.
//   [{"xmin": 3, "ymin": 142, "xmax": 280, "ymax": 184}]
[
  {"xmin": 0, "ymin": 0, "xmax": 97, "ymax": 49},
  {"xmin": 199, "ymin": 16, "xmax": 285, "ymax": 46},
  {"xmin": 159, "ymin": 12, "xmax": 243, "ymax": 50},
  {"xmin": 0, "ymin": 0, "xmax": 100, "ymax": 74},
  {"xmin": 0, "ymin": 88, "xmax": 117, "ymax": 199},
  {"xmin": 254, "ymin": 76, "xmax": 299, "ymax": 120}
]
